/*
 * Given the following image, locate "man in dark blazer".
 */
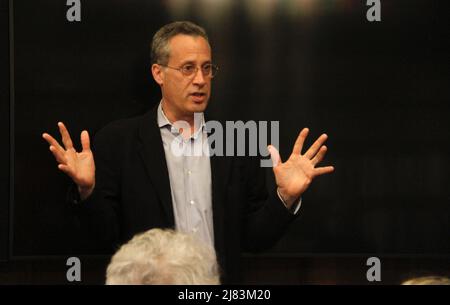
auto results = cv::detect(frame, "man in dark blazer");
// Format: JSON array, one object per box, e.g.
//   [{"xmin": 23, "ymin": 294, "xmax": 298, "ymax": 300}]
[{"xmin": 42, "ymin": 21, "xmax": 334, "ymax": 283}]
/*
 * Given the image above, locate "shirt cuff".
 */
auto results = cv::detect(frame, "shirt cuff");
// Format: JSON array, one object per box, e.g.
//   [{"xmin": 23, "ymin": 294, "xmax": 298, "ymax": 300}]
[{"xmin": 277, "ymin": 188, "xmax": 302, "ymax": 215}]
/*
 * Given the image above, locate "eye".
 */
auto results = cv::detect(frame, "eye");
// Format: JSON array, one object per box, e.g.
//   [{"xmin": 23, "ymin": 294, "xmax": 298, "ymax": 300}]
[
  {"xmin": 202, "ymin": 64, "xmax": 212, "ymax": 73},
  {"xmin": 182, "ymin": 64, "xmax": 196, "ymax": 74}
]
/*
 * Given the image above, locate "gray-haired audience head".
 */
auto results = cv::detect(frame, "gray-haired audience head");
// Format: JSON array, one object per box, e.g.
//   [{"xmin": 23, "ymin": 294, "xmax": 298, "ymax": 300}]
[{"xmin": 106, "ymin": 228, "xmax": 220, "ymax": 285}]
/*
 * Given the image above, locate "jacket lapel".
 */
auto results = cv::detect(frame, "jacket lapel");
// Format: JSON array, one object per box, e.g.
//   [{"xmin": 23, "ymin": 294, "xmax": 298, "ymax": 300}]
[
  {"xmin": 137, "ymin": 106, "xmax": 175, "ymax": 226},
  {"xmin": 208, "ymin": 129, "xmax": 232, "ymax": 269}
]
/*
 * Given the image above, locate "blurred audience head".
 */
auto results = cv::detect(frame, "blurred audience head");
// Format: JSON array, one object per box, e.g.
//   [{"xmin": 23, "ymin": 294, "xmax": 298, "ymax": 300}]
[
  {"xmin": 402, "ymin": 275, "xmax": 450, "ymax": 285},
  {"xmin": 106, "ymin": 228, "xmax": 220, "ymax": 285}
]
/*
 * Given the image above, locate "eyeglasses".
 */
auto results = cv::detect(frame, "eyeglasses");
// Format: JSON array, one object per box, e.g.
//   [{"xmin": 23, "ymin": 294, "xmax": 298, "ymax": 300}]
[{"xmin": 159, "ymin": 63, "xmax": 219, "ymax": 78}]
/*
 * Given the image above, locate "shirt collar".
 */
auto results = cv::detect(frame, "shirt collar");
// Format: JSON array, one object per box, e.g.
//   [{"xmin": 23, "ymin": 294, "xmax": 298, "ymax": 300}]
[
  {"xmin": 157, "ymin": 101, "xmax": 206, "ymax": 139},
  {"xmin": 157, "ymin": 101, "xmax": 171, "ymax": 128}
]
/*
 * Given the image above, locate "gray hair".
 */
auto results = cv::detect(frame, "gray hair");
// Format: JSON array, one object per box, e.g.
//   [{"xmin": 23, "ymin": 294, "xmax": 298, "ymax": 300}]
[
  {"xmin": 106, "ymin": 228, "xmax": 220, "ymax": 285},
  {"xmin": 151, "ymin": 21, "xmax": 209, "ymax": 65}
]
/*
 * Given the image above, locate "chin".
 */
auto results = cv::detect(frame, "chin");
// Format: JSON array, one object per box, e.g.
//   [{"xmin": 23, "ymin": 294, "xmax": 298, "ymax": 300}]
[{"xmin": 189, "ymin": 101, "xmax": 208, "ymax": 112}]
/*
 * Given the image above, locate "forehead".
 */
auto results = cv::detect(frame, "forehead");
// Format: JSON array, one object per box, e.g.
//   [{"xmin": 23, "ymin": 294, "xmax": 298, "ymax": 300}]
[{"xmin": 168, "ymin": 34, "xmax": 211, "ymax": 64}]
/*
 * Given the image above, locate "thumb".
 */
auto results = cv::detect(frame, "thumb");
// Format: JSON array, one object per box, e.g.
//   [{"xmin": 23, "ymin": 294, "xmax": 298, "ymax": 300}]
[
  {"xmin": 81, "ymin": 130, "xmax": 91, "ymax": 152},
  {"xmin": 268, "ymin": 145, "xmax": 281, "ymax": 167}
]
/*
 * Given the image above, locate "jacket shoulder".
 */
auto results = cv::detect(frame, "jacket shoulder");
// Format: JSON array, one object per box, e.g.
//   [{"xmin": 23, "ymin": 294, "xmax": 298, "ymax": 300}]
[
  {"xmin": 92, "ymin": 111, "xmax": 153, "ymax": 150},
  {"xmin": 96, "ymin": 115, "xmax": 142, "ymax": 138}
]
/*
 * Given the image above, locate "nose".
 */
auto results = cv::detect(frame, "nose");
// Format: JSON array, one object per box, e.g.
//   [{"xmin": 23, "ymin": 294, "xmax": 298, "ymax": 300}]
[{"xmin": 192, "ymin": 67, "xmax": 206, "ymax": 86}]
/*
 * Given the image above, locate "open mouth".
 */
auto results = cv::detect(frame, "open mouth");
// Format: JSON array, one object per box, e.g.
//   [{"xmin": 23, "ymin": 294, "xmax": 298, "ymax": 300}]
[
  {"xmin": 191, "ymin": 92, "xmax": 206, "ymax": 97},
  {"xmin": 190, "ymin": 92, "xmax": 207, "ymax": 102}
]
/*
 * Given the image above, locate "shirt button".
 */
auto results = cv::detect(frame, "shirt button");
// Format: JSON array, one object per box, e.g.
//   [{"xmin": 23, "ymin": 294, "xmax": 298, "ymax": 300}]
[
  {"xmin": 190, "ymin": 200, "xmax": 195, "ymax": 205},
  {"xmin": 187, "ymin": 170, "xmax": 192, "ymax": 175},
  {"xmin": 192, "ymin": 227, "xmax": 198, "ymax": 233}
]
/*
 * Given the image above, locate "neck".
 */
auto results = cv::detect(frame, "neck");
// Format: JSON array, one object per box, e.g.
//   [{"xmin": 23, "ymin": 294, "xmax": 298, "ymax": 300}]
[{"xmin": 161, "ymin": 100, "xmax": 198, "ymax": 136}]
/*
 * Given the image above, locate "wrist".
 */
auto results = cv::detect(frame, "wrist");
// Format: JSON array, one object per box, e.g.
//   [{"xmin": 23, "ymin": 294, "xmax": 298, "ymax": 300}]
[
  {"xmin": 78, "ymin": 184, "xmax": 95, "ymax": 200},
  {"xmin": 277, "ymin": 188, "xmax": 297, "ymax": 209}
]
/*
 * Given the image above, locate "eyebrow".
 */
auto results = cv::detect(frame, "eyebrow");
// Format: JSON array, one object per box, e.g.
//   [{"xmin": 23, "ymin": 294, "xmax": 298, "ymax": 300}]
[{"xmin": 180, "ymin": 60, "xmax": 212, "ymax": 66}]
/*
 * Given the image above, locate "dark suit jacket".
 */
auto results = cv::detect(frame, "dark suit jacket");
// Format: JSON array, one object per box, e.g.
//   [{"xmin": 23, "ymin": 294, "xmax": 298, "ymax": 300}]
[{"xmin": 71, "ymin": 105, "xmax": 298, "ymax": 283}]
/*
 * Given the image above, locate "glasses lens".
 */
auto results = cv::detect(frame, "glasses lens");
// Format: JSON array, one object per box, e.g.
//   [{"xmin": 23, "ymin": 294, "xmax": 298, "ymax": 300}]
[
  {"xmin": 182, "ymin": 64, "xmax": 196, "ymax": 76},
  {"xmin": 202, "ymin": 65, "xmax": 212, "ymax": 77},
  {"xmin": 179, "ymin": 64, "xmax": 218, "ymax": 78}
]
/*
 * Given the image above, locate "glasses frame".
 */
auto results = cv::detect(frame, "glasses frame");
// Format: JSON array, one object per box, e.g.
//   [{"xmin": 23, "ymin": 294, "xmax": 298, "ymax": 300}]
[{"xmin": 159, "ymin": 63, "xmax": 219, "ymax": 78}]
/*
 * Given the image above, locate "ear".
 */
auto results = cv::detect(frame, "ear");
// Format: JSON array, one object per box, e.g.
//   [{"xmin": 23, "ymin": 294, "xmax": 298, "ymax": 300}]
[{"xmin": 151, "ymin": 64, "xmax": 164, "ymax": 86}]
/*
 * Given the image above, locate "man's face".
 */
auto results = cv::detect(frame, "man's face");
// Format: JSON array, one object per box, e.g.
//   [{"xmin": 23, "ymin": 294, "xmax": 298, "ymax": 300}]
[{"xmin": 157, "ymin": 34, "xmax": 212, "ymax": 118}]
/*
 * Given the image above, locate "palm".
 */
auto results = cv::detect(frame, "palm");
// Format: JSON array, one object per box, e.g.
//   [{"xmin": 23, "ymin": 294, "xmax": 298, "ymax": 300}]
[
  {"xmin": 269, "ymin": 128, "xmax": 334, "ymax": 206},
  {"xmin": 274, "ymin": 154, "xmax": 314, "ymax": 198},
  {"xmin": 42, "ymin": 122, "xmax": 96, "ymax": 191},
  {"xmin": 65, "ymin": 147, "xmax": 95, "ymax": 188}
]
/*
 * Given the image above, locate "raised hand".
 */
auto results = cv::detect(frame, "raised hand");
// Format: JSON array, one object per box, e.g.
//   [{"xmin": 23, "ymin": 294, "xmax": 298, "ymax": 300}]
[
  {"xmin": 42, "ymin": 122, "xmax": 95, "ymax": 200},
  {"xmin": 268, "ymin": 128, "xmax": 334, "ymax": 208}
]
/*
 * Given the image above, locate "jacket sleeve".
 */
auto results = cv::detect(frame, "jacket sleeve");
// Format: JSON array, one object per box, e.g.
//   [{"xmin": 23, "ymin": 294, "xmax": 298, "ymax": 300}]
[
  {"xmin": 241, "ymin": 156, "xmax": 300, "ymax": 252},
  {"xmin": 67, "ymin": 126, "xmax": 122, "ymax": 252}
]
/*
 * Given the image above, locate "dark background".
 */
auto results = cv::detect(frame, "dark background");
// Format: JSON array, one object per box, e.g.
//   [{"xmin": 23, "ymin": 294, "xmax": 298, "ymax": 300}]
[
  {"xmin": 0, "ymin": 0, "xmax": 9, "ymax": 262},
  {"xmin": 2, "ymin": 0, "xmax": 449, "ymax": 283}
]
